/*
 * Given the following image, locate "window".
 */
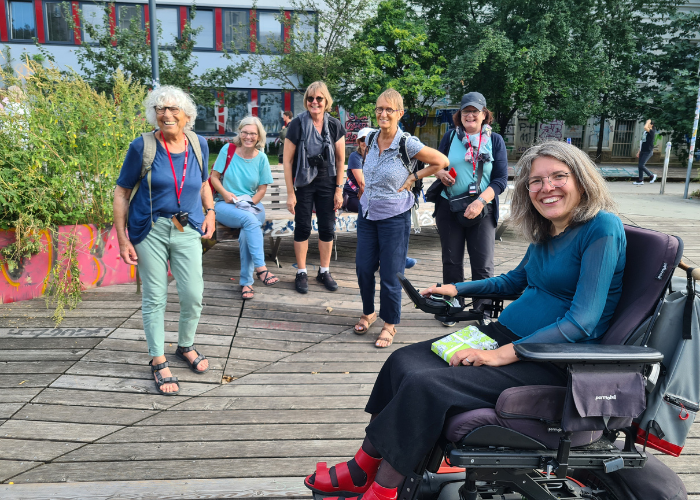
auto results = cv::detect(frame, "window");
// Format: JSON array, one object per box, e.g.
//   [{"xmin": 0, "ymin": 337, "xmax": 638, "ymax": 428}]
[
  {"xmin": 194, "ymin": 104, "xmax": 217, "ymax": 134},
  {"xmin": 81, "ymin": 3, "xmax": 106, "ymax": 44},
  {"xmin": 225, "ymin": 90, "xmax": 249, "ymax": 133},
  {"xmin": 9, "ymin": 1, "xmax": 36, "ymax": 40},
  {"xmin": 293, "ymin": 12, "xmax": 316, "ymax": 51},
  {"xmin": 191, "ymin": 9, "xmax": 214, "ymax": 49},
  {"xmin": 293, "ymin": 92, "xmax": 305, "ymax": 117},
  {"xmin": 158, "ymin": 7, "xmax": 179, "ymax": 46},
  {"xmin": 117, "ymin": 5, "xmax": 142, "ymax": 31},
  {"xmin": 224, "ymin": 10, "xmax": 249, "ymax": 52},
  {"xmin": 257, "ymin": 11, "xmax": 282, "ymax": 52},
  {"xmin": 45, "ymin": 2, "xmax": 72, "ymax": 42},
  {"xmin": 259, "ymin": 91, "xmax": 283, "ymax": 134}
]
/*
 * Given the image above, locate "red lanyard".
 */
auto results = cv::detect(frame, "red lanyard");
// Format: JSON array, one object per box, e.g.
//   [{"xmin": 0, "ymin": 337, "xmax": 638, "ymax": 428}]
[
  {"xmin": 467, "ymin": 133, "xmax": 483, "ymax": 176},
  {"xmin": 163, "ymin": 136, "xmax": 188, "ymax": 207}
]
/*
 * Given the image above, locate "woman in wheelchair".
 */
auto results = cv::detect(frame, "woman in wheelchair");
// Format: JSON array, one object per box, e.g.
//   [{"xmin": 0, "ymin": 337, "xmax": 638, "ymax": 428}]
[{"xmin": 304, "ymin": 141, "xmax": 627, "ymax": 500}]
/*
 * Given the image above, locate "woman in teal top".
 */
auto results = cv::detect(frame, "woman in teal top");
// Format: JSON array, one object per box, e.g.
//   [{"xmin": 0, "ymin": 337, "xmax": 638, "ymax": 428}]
[
  {"xmin": 302, "ymin": 141, "xmax": 626, "ymax": 499},
  {"xmin": 210, "ymin": 116, "xmax": 278, "ymax": 300}
]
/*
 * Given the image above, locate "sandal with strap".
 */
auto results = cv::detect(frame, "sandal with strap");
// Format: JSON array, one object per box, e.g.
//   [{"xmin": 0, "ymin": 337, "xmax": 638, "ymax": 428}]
[
  {"xmin": 304, "ymin": 448, "xmax": 382, "ymax": 497},
  {"xmin": 175, "ymin": 345, "xmax": 209, "ymax": 374},
  {"xmin": 256, "ymin": 269, "xmax": 279, "ymax": 286},
  {"xmin": 149, "ymin": 360, "xmax": 180, "ymax": 396},
  {"xmin": 241, "ymin": 286, "xmax": 255, "ymax": 300},
  {"xmin": 375, "ymin": 325, "xmax": 396, "ymax": 349},
  {"xmin": 354, "ymin": 312, "xmax": 378, "ymax": 335},
  {"xmin": 319, "ymin": 482, "xmax": 397, "ymax": 500}
]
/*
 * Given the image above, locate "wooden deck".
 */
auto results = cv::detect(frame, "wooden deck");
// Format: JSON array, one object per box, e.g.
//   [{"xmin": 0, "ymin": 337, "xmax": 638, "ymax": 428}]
[{"xmin": 1, "ymin": 212, "xmax": 699, "ymax": 499}]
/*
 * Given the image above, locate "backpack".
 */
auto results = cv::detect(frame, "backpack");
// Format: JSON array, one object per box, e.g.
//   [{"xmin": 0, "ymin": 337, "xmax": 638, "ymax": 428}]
[
  {"xmin": 128, "ymin": 130, "xmax": 204, "ymax": 208},
  {"xmin": 208, "ymin": 142, "xmax": 237, "ymax": 200},
  {"xmin": 633, "ymin": 265, "xmax": 700, "ymax": 457},
  {"xmin": 366, "ymin": 130, "xmax": 426, "ymax": 207}
]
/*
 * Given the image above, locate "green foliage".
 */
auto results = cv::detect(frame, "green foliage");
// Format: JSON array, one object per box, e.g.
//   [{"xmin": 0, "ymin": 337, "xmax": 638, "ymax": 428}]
[
  {"xmin": 336, "ymin": 0, "xmax": 446, "ymax": 133},
  {"xmin": 0, "ymin": 213, "xmax": 45, "ymax": 273},
  {"xmin": 0, "ymin": 60, "xmax": 150, "ymax": 229},
  {"xmin": 44, "ymin": 228, "xmax": 82, "ymax": 325}
]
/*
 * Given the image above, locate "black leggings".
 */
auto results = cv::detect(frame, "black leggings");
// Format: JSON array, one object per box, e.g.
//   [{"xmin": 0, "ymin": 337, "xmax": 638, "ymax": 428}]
[
  {"xmin": 294, "ymin": 174, "xmax": 336, "ymax": 242},
  {"xmin": 364, "ymin": 322, "xmax": 567, "ymax": 476}
]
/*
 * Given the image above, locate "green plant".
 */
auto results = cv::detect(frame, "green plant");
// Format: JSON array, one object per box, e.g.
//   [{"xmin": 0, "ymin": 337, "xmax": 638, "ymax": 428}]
[
  {"xmin": 43, "ymin": 228, "xmax": 82, "ymax": 325},
  {"xmin": 0, "ymin": 213, "xmax": 46, "ymax": 273}
]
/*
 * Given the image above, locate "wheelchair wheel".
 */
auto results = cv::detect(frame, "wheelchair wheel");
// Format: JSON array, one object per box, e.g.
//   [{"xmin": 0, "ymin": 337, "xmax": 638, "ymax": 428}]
[{"xmin": 569, "ymin": 469, "xmax": 625, "ymax": 500}]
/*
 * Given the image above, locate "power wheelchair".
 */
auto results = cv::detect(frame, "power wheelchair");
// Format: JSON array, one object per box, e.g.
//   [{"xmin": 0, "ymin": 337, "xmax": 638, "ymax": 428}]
[{"xmin": 388, "ymin": 225, "xmax": 685, "ymax": 500}]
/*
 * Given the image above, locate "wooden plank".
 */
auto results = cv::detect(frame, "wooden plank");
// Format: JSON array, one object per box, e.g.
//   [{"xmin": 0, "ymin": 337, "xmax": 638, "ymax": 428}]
[
  {"xmin": 79, "ymin": 349, "xmax": 228, "ymax": 369},
  {"xmin": 224, "ymin": 358, "xmax": 269, "ymax": 378},
  {"xmin": 231, "ymin": 337, "xmax": 315, "ymax": 353},
  {"xmin": 0, "ymin": 338, "xmax": 101, "ymax": 349},
  {"xmin": 0, "ymin": 327, "xmax": 114, "ymax": 338},
  {"xmin": 50, "ymin": 375, "xmax": 217, "ymax": 397},
  {"xmin": 0, "ymin": 387, "xmax": 44, "ymax": 403},
  {"xmin": 8, "ymin": 456, "xmax": 346, "ymax": 483},
  {"xmin": 0, "ymin": 420, "xmax": 123, "ymax": 442},
  {"xmin": 229, "ymin": 373, "xmax": 378, "ymax": 385},
  {"xmin": 279, "ymin": 352, "xmax": 392, "ymax": 363},
  {"xmin": 34, "ymin": 388, "xmax": 187, "ymax": 411},
  {"xmin": 107, "ymin": 329, "xmax": 234, "ymax": 347},
  {"xmin": 0, "ymin": 476, "xmax": 313, "ymax": 499},
  {"xmin": 66, "ymin": 361, "xmax": 224, "ymax": 385},
  {"xmin": 0, "ymin": 361, "xmax": 73, "ymax": 375},
  {"xmin": 259, "ymin": 362, "xmax": 384, "ymax": 373},
  {"xmin": 169, "ymin": 395, "xmax": 368, "ymax": 411},
  {"xmin": 137, "ymin": 408, "xmax": 369, "ymax": 426},
  {"xmin": 0, "ymin": 374, "xmax": 60, "ymax": 388},
  {"xmin": 11, "ymin": 404, "xmax": 158, "ymax": 425},
  {"xmin": 0, "ymin": 460, "xmax": 43, "ymax": 483},
  {"xmin": 0, "ymin": 403, "xmax": 24, "ymax": 419},
  {"xmin": 235, "ymin": 328, "xmax": 332, "ymax": 343},
  {"xmin": 0, "ymin": 349, "xmax": 89, "ymax": 362},
  {"xmin": 0, "ymin": 318, "xmax": 125, "ymax": 328},
  {"xmin": 99, "ymin": 423, "xmax": 365, "ymax": 444},
  {"xmin": 236, "ymin": 318, "xmax": 346, "ymax": 335},
  {"xmin": 0, "ymin": 438, "xmax": 84, "ymax": 461},
  {"xmin": 206, "ymin": 383, "xmax": 374, "ymax": 398},
  {"xmin": 228, "ymin": 348, "xmax": 291, "ymax": 363},
  {"xmin": 57, "ymin": 438, "xmax": 361, "ymax": 462},
  {"xmin": 242, "ymin": 309, "xmax": 357, "ymax": 326}
]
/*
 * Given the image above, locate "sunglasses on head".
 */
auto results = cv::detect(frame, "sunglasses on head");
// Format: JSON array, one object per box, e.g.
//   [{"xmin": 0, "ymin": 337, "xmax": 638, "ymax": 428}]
[{"xmin": 306, "ymin": 96, "xmax": 324, "ymax": 103}]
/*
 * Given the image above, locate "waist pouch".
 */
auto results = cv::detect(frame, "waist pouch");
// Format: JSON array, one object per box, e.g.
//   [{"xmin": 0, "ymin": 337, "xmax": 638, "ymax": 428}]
[{"xmin": 448, "ymin": 191, "xmax": 487, "ymax": 228}]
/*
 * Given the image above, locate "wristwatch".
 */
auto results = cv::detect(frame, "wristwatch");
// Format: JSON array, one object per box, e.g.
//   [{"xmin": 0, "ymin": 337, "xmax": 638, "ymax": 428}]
[
  {"xmin": 477, "ymin": 196, "xmax": 487, "ymax": 206},
  {"xmin": 336, "ymin": 184, "xmax": 343, "ymax": 188},
  {"xmin": 413, "ymin": 172, "xmax": 419, "ymax": 181},
  {"xmin": 206, "ymin": 208, "xmax": 215, "ymax": 214}
]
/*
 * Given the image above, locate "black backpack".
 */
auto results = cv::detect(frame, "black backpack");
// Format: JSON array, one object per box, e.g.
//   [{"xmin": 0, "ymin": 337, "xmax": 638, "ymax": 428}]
[{"xmin": 366, "ymin": 131, "xmax": 426, "ymax": 207}]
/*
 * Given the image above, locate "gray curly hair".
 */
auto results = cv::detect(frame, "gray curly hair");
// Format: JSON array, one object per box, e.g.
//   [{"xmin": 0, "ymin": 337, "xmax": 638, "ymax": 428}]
[
  {"xmin": 510, "ymin": 140, "xmax": 617, "ymax": 244},
  {"xmin": 144, "ymin": 85, "xmax": 197, "ymax": 130}
]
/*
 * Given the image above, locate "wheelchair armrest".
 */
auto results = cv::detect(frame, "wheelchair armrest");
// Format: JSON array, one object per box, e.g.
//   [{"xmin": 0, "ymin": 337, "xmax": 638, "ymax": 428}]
[{"xmin": 513, "ymin": 343, "xmax": 663, "ymax": 364}]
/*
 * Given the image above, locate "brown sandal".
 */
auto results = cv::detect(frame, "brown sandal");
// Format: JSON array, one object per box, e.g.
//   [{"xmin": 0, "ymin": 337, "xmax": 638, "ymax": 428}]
[
  {"xmin": 375, "ymin": 325, "xmax": 396, "ymax": 348},
  {"xmin": 354, "ymin": 312, "xmax": 378, "ymax": 335}
]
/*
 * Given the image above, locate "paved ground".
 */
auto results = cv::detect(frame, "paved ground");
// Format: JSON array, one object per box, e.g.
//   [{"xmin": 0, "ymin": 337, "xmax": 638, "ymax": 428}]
[{"xmin": 1, "ymin": 185, "xmax": 699, "ymax": 499}]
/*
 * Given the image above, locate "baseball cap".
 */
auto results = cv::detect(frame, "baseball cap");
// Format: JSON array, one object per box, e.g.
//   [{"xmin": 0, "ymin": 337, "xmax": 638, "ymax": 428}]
[
  {"xmin": 460, "ymin": 92, "xmax": 487, "ymax": 111},
  {"xmin": 357, "ymin": 127, "xmax": 374, "ymax": 141}
]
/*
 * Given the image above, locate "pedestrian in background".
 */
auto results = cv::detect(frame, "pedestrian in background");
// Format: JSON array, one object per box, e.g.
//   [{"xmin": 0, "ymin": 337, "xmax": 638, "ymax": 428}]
[
  {"xmin": 283, "ymin": 81, "xmax": 346, "ymax": 295},
  {"xmin": 278, "ymin": 111, "xmax": 293, "ymax": 164},
  {"xmin": 353, "ymin": 88, "xmax": 448, "ymax": 347},
  {"xmin": 342, "ymin": 126, "xmax": 372, "ymax": 212},
  {"xmin": 633, "ymin": 119, "xmax": 657, "ymax": 185},
  {"xmin": 432, "ymin": 92, "xmax": 508, "ymax": 326},
  {"xmin": 114, "ymin": 85, "xmax": 214, "ymax": 396},
  {"xmin": 210, "ymin": 116, "xmax": 279, "ymax": 300}
]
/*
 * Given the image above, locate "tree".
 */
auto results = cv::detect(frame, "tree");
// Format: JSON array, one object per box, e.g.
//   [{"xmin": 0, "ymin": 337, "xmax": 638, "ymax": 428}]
[
  {"xmin": 414, "ymin": 0, "xmax": 605, "ymax": 133},
  {"xmin": 246, "ymin": 0, "xmax": 373, "ymax": 97},
  {"xmin": 650, "ymin": 11, "xmax": 700, "ymax": 162},
  {"xmin": 71, "ymin": 4, "xmax": 248, "ymax": 106},
  {"xmin": 335, "ymin": 0, "xmax": 447, "ymax": 134}
]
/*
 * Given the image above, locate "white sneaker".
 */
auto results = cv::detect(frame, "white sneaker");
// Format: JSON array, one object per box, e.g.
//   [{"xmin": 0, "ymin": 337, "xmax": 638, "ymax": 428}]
[
  {"xmin": 633, "ymin": 181, "xmax": 644, "ymax": 185},
  {"xmin": 650, "ymin": 174, "xmax": 657, "ymax": 184}
]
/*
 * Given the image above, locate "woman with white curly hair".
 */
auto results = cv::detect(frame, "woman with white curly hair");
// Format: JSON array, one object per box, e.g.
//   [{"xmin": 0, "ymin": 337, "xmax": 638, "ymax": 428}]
[{"xmin": 114, "ymin": 85, "xmax": 215, "ymax": 396}]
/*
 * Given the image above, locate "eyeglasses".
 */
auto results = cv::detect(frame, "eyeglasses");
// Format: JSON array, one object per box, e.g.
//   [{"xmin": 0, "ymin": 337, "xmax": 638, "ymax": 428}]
[
  {"xmin": 155, "ymin": 106, "xmax": 181, "ymax": 115},
  {"xmin": 527, "ymin": 172, "xmax": 570, "ymax": 192},
  {"xmin": 358, "ymin": 138, "xmax": 366, "ymax": 143},
  {"xmin": 375, "ymin": 107, "xmax": 399, "ymax": 116},
  {"xmin": 461, "ymin": 109, "xmax": 481, "ymax": 117},
  {"xmin": 240, "ymin": 132, "xmax": 258, "ymax": 138},
  {"xmin": 306, "ymin": 96, "xmax": 324, "ymax": 103}
]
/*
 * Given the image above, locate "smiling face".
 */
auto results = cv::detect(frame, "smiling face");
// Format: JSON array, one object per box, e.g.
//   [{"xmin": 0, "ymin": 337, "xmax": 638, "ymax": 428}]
[
  {"xmin": 358, "ymin": 138, "xmax": 367, "ymax": 155},
  {"xmin": 239, "ymin": 124, "xmax": 259, "ymax": 149},
  {"xmin": 528, "ymin": 156, "xmax": 582, "ymax": 234},
  {"xmin": 461, "ymin": 106, "xmax": 484, "ymax": 134},
  {"xmin": 156, "ymin": 102, "xmax": 189, "ymax": 138},
  {"xmin": 306, "ymin": 92, "xmax": 325, "ymax": 118},
  {"xmin": 375, "ymin": 96, "xmax": 403, "ymax": 132}
]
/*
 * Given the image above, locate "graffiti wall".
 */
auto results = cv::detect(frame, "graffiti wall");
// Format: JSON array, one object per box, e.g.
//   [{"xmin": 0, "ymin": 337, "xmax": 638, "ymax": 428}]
[
  {"xmin": 344, "ymin": 113, "xmax": 371, "ymax": 146},
  {"xmin": 1, "ymin": 225, "xmax": 136, "ymax": 304},
  {"xmin": 538, "ymin": 120, "xmax": 564, "ymax": 141}
]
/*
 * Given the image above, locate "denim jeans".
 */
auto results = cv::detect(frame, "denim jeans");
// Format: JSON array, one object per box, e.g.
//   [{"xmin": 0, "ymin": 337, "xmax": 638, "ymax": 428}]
[
  {"xmin": 638, "ymin": 150, "xmax": 654, "ymax": 182},
  {"xmin": 134, "ymin": 218, "xmax": 204, "ymax": 357},
  {"xmin": 215, "ymin": 201, "xmax": 266, "ymax": 287},
  {"xmin": 356, "ymin": 208, "xmax": 411, "ymax": 325}
]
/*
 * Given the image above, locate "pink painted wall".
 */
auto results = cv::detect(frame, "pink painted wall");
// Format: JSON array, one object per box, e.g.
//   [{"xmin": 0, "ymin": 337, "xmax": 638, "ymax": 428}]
[{"xmin": 1, "ymin": 224, "xmax": 136, "ymax": 304}]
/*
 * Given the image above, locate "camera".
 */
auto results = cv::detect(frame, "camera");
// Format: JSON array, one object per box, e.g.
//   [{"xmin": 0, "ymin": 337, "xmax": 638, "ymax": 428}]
[
  {"xmin": 175, "ymin": 211, "xmax": 189, "ymax": 226},
  {"xmin": 307, "ymin": 154, "xmax": 325, "ymax": 169}
]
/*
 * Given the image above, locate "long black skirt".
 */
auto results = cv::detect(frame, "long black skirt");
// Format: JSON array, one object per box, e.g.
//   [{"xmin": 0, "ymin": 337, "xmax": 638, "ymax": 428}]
[{"xmin": 364, "ymin": 323, "xmax": 568, "ymax": 476}]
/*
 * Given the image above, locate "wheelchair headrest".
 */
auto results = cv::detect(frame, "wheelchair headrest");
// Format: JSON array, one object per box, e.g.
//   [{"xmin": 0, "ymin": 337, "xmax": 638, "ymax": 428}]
[{"xmin": 602, "ymin": 225, "xmax": 683, "ymax": 346}]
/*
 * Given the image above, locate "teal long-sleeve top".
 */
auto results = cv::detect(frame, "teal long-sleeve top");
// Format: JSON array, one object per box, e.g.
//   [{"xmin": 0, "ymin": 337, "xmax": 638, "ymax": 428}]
[{"xmin": 455, "ymin": 211, "xmax": 626, "ymax": 344}]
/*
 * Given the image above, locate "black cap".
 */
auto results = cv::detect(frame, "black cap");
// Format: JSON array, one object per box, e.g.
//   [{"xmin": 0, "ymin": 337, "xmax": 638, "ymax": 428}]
[{"xmin": 460, "ymin": 92, "xmax": 486, "ymax": 111}]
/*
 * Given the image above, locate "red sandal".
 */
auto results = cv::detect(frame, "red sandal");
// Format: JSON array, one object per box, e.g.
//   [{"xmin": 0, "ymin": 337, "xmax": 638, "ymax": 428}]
[
  {"xmin": 321, "ymin": 482, "xmax": 397, "ymax": 500},
  {"xmin": 304, "ymin": 448, "xmax": 382, "ymax": 497}
]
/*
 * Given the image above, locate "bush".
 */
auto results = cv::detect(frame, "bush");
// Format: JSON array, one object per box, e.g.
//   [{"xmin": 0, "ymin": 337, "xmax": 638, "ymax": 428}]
[{"xmin": 0, "ymin": 60, "xmax": 150, "ymax": 230}]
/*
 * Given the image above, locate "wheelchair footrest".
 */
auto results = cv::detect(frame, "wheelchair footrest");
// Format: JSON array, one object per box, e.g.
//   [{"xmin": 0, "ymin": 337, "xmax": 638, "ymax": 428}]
[{"xmin": 435, "ymin": 310, "xmax": 484, "ymax": 323}]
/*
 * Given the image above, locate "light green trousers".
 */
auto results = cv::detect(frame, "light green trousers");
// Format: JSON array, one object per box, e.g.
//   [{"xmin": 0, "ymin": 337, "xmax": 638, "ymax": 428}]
[{"xmin": 134, "ymin": 218, "xmax": 204, "ymax": 357}]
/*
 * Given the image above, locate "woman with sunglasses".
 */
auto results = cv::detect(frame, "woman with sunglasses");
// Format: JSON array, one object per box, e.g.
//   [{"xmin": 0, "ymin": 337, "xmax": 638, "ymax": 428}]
[
  {"xmin": 433, "ymin": 92, "xmax": 509, "ymax": 326},
  {"xmin": 283, "ymin": 81, "xmax": 346, "ymax": 295},
  {"xmin": 352, "ymin": 89, "xmax": 449, "ymax": 347}
]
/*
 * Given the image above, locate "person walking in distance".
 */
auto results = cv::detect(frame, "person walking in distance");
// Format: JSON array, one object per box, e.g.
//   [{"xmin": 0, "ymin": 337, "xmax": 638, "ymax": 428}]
[{"xmin": 633, "ymin": 119, "xmax": 657, "ymax": 185}]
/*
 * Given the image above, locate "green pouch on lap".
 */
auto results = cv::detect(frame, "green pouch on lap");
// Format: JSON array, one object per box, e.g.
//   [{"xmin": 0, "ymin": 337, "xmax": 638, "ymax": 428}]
[{"xmin": 431, "ymin": 326, "xmax": 499, "ymax": 363}]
